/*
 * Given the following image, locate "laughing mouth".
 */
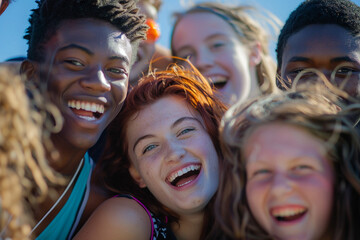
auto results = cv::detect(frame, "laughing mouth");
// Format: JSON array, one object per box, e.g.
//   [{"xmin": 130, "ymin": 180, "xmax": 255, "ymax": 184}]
[
  {"xmin": 270, "ymin": 206, "xmax": 307, "ymax": 222},
  {"xmin": 208, "ymin": 76, "xmax": 228, "ymax": 89},
  {"xmin": 167, "ymin": 164, "xmax": 201, "ymax": 188},
  {"xmin": 68, "ymin": 100, "xmax": 105, "ymax": 121}
]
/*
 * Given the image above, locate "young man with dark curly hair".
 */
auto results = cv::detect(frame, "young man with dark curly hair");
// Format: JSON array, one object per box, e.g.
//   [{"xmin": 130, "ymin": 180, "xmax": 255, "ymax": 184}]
[
  {"xmin": 20, "ymin": 0, "xmax": 148, "ymax": 239},
  {"xmin": 276, "ymin": 0, "xmax": 360, "ymax": 97}
]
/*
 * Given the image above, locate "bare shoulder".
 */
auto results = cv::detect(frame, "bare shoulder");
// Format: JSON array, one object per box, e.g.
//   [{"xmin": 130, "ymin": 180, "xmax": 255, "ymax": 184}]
[{"xmin": 73, "ymin": 197, "xmax": 151, "ymax": 240}]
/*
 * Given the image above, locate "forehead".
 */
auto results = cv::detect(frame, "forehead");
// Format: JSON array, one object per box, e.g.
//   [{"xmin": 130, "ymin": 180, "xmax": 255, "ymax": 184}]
[
  {"xmin": 138, "ymin": 1, "xmax": 158, "ymax": 19},
  {"xmin": 282, "ymin": 24, "xmax": 360, "ymax": 63},
  {"xmin": 244, "ymin": 123, "xmax": 326, "ymax": 158},
  {"xmin": 43, "ymin": 18, "xmax": 132, "ymax": 58},
  {"xmin": 173, "ymin": 11, "xmax": 238, "ymax": 42},
  {"xmin": 130, "ymin": 95, "xmax": 197, "ymax": 126}
]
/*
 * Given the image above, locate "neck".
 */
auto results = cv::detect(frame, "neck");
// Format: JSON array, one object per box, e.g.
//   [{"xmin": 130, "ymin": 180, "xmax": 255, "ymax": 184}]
[
  {"xmin": 171, "ymin": 212, "xmax": 204, "ymax": 240},
  {"xmin": 249, "ymin": 67, "xmax": 262, "ymax": 98},
  {"xmin": 49, "ymin": 133, "xmax": 87, "ymax": 176}
]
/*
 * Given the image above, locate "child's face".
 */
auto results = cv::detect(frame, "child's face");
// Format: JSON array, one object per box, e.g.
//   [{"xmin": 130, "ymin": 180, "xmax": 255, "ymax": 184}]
[
  {"xmin": 279, "ymin": 24, "xmax": 360, "ymax": 97},
  {"xmin": 126, "ymin": 95, "xmax": 219, "ymax": 216},
  {"xmin": 172, "ymin": 11, "xmax": 260, "ymax": 105},
  {"xmin": 36, "ymin": 18, "xmax": 132, "ymax": 150},
  {"xmin": 244, "ymin": 123, "xmax": 334, "ymax": 240}
]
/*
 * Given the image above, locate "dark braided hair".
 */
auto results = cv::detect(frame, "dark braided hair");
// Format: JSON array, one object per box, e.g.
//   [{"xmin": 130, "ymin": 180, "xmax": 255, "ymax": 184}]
[
  {"xmin": 276, "ymin": 0, "xmax": 360, "ymax": 68},
  {"xmin": 24, "ymin": 0, "xmax": 148, "ymax": 62}
]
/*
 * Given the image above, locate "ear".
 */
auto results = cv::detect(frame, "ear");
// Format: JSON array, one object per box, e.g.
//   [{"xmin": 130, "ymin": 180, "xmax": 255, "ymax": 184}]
[
  {"xmin": 21, "ymin": 59, "xmax": 40, "ymax": 86},
  {"xmin": 249, "ymin": 42, "xmax": 262, "ymax": 67},
  {"xmin": 129, "ymin": 165, "xmax": 147, "ymax": 188},
  {"xmin": 21, "ymin": 59, "xmax": 37, "ymax": 79}
]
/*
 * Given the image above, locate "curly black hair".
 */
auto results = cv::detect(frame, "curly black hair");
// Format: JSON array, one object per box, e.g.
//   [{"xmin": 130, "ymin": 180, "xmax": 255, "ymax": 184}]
[
  {"xmin": 276, "ymin": 0, "xmax": 360, "ymax": 68},
  {"xmin": 24, "ymin": 0, "xmax": 148, "ymax": 62}
]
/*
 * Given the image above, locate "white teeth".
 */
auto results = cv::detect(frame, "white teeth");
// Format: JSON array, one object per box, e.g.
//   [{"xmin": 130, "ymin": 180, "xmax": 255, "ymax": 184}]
[
  {"xmin": 177, "ymin": 180, "xmax": 193, "ymax": 187},
  {"xmin": 208, "ymin": 76, "xmax": 227, "ymax": 83},
  {"xmin": 67, "ymin": 100, "xmax": 105, "ymax": 114},
  {"xmin": 78, "ymin": 115, "xmax": 96, "ymax": 121},
  {"xmin": 272, "ymin": 208, "xmax": 306, "ymax": 217},
  {"xmin": 167, "ymin": 164, "xmax": 201, "ymax": 183}
]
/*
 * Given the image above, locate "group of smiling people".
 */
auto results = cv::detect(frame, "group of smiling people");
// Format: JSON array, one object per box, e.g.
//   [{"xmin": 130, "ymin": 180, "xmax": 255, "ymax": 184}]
[{"xmin": 1, "ymin": 0, "xmax": 360, "ymax": 240}]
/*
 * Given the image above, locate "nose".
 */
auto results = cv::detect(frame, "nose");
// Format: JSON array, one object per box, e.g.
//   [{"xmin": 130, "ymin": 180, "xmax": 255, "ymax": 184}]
[
  {"xmin": 193, "ymin": 48, "xmax": 214, "ymax": 72},
  {"xmin": 164, "ymin": 139, "xmax": 186, "ymax": 163},
  {"xmin": 80, "ymin": 68, "xmax": 111, "ymax": 92},
  {"xmin": 269, "ymin": 172, "xmax": 293, "ymax": 197}
]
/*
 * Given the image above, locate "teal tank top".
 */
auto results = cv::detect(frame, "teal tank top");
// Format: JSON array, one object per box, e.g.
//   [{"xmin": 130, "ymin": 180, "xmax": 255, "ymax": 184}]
[{"xmin": 36, "ymin": 152, "xmax": 93, "ymax": 240}]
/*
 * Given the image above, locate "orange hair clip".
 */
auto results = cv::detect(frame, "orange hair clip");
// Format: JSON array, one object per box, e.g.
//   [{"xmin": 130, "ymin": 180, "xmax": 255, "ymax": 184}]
[{"xmin": 146, "ymin": 18, "xmax": 161, "ymax": 43}]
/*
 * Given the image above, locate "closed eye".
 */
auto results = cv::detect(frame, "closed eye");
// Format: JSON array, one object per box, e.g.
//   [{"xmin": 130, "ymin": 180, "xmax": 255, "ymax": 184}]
[
  {"xmin": 293, "ymin": 165, "xmax": 313, "ymax": 170},
  {"xmin": 211, "ymin": 42, "xmax": 225, "ymax": 49},
  {"xmin": 253, "ymin": 169, "xmax": 271, "ymax": 175}
]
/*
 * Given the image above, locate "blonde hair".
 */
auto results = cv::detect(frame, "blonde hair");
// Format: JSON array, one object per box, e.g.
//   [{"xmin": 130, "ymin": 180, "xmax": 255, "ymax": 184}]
[
  {"xmin": 171, "ymin": 2, "xmax": 282, "ymax": 94},
  {"xmin": 0, "ymin": 67, "xmax": 64, "ymax": 240},
  {"xmin": 212, "ymin": 83, "xmax": 360, "ymax": 239}
]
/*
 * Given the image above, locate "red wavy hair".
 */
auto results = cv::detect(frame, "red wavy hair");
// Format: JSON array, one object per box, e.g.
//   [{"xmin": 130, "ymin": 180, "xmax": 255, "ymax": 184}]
[{"xmin": 98, "ymin": 60, "xmax": 227, "ymax": 231}]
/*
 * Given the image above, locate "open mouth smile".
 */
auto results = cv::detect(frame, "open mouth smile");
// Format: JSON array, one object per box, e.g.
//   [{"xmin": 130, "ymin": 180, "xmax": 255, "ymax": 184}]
[
  {"xmin": 68, "ymin": 100, "xmax": 105, "ymax": 121},
  {"xmin": 166, "ymin": 164, "xmax": 201, "ymax": 188},
  {"xmin": 208, "ymin": 76, "xmax": 228, "ymax": 89},
  {"xmin": 270, "ymin": 205, "xmax": 308, "ymax": 223}
]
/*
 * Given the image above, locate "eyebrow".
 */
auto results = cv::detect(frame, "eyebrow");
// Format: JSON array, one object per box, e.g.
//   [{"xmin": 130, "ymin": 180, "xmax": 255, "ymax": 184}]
[
  {"xmin": 175, "ymin": 33, "xmax": 227, "ymax": 54},
  {"xmin": 287, "ymin": 56, "xmax": 312, "ymax": 63},
  {"xmin": 57, "ymin": 44, "xmax": 130, "ymax": 65},
  {"xmin": 57, "ymin": 44, "xmax": 94, "ymax": 55},
  {"xmin": 330, "ymin": 56, "xmax": 358, "ymax": 64},
  {"xmin": 109, "ymin": 55, "xmax": 130, "ymax": 66},
  {"xmin": 132, "ymin": 116, "xmax": 202, "ymax": 152}
]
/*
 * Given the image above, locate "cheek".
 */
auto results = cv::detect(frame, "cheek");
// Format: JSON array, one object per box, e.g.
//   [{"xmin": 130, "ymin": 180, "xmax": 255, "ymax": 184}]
[
  {"xmin": 111, "ymin": 81, "xmax": 128, "ymax": 104},
  {"xmin": 246, "ymin": 182, "xmax": 267, "ymax": 219},
  {"xmin": 305, "ymin": 176, "xmax": 334, "ymax": 219}
]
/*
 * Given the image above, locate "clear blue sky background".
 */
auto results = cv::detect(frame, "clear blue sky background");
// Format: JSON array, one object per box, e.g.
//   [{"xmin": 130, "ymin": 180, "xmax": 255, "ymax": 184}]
[{"xmin": 1, "ymin": 0, "xmax": 359, "ymax": 62}]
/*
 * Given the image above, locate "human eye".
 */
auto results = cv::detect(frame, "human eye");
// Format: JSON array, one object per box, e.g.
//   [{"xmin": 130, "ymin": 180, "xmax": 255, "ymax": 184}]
[
  {"xmin": 63, "ymin": 59, "xmax": 84, "ymax": 67},
  {"xmin": 177, "ymin": 127, "xmax": 195, "ymax": 137},
  {"xmin": 142, "ymin": 144, "xmax": 158, "ymax": 154},
  {"xmin": 211, "ymin": 41, "xmax": 225, "ymax": 49},
  {"xmin": 335, "ymin": 67, "xmax": 359, "ymax": 77},
  {"xmin": 179, "ymin": 52, "xmax": 194, "ymax": 61},
  {"xmin": 107, "ymin": 67, "xmax": 127, "ymax": 75},
  {"xmin": 253, "ymin": 169, "xmax": 271, "ymax": 176},
  {"xmin": 286, "ymin": 68, "xmax": 309, "ymax": 78},
  {"xmin": 247, "ymin": 167, "xmax": 271, "ymax": 180},
  {"xmin": 292, "ymin": 164, "xmax": 314, "ymax": 175}
]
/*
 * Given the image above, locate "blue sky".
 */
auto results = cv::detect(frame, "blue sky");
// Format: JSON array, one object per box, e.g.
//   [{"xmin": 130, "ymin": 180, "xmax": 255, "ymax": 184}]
[{"xmin": 0, "ymin": 0, "xmax": 359, "ymax": 62}]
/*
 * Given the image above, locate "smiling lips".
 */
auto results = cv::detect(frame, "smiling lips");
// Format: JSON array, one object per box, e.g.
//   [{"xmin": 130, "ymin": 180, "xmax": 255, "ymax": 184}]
[
  {"xmin": 207, "ymin": 75, "xmax": 228, "ymax": 89},
  {"xmin": 270, "ymin": 205, "xmax": 307, "ymax": 222},
  {"xmin": 167, "ymin": 164, "xmax": 201, "ymax": 188},
  {"xmin": 68, "ymin": 100, "xmax": 105, "ymax": 121}
]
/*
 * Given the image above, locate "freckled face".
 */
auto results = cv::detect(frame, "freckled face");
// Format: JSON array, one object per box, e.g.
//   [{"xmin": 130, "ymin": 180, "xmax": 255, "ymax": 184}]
[
  {"xmin": 244, "ymin": 123, "xmax": 334, "ymax": 240},
  {"xmin": 38, "ymin": 18, "xmax": 132, "ymax": 151},
  {"xmin": 172, "ymin": 12, "xmax": 258, "ymax": 105},
  {"xmin": 280, "ymin": 24, "xmax": 360, "ymax": 97},
  {"xmin": 127, "ymin": 95, "xmax": 219, "ymax": 216}
]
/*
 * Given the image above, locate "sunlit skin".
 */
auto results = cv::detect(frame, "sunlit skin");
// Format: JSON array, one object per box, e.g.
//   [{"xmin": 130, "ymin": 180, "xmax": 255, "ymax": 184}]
[
  {"xmin": 279, "ymin": 24, "xmax": 360, "ymax": 97},
  {"xmin": 127, "ymin": 95, "xmax": 219, "ymax": 216},
  {"xmin": 244, "ymin": 123, "xmax": 334, "ymax": 240},
  {"xmin": 172, "ymin": 12, "xmax": 260, "ymax": 105},
  {"xmin": 24, "ymin": 18, "xmax": 132, "ymax": 174}
]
